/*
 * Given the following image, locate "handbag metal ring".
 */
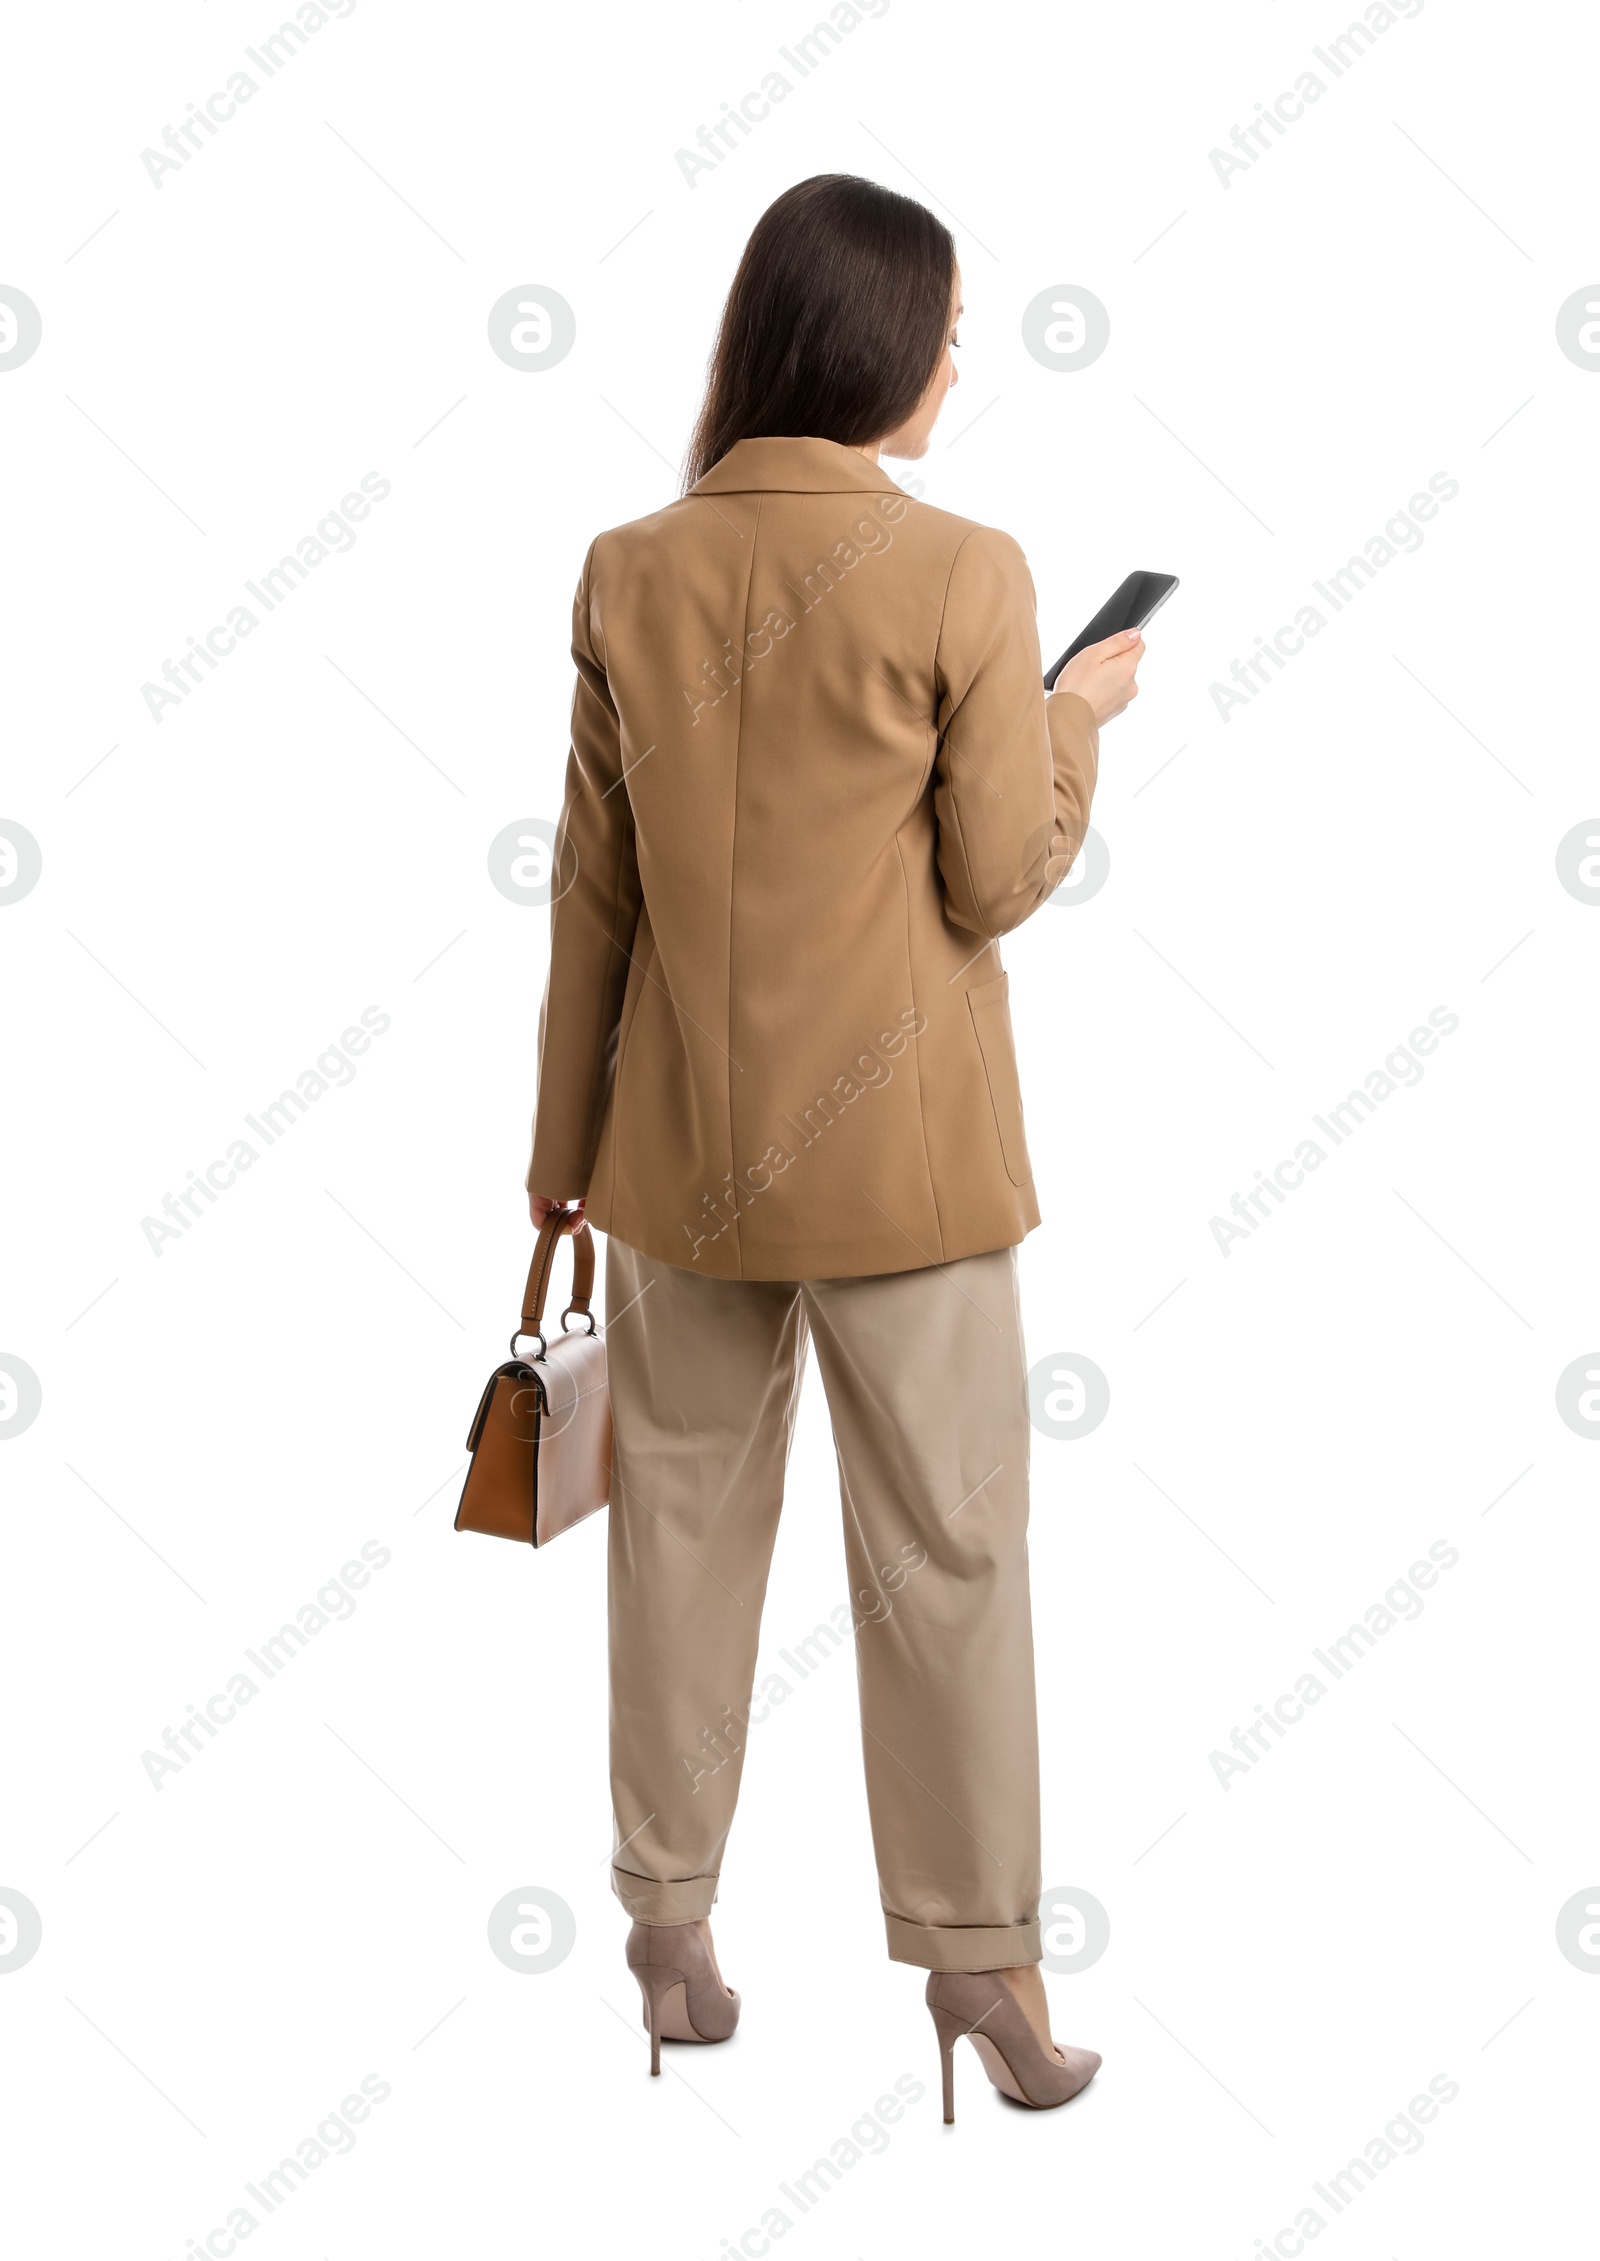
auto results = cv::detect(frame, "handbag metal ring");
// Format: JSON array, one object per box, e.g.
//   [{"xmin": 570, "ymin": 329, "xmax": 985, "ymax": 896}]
[
  {"xmin": 510, "ymin": 1328, "xmax": 548, "ymax": 1361},
  {"xmin": 560, "ymin": 1305, "xmax": 599, "ymax": 1336}
]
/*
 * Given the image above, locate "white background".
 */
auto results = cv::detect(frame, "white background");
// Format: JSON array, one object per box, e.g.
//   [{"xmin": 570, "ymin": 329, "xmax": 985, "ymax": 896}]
[{"xmin": 3, "ymin": 0, "xmax": 1597, "ymax": 2254}]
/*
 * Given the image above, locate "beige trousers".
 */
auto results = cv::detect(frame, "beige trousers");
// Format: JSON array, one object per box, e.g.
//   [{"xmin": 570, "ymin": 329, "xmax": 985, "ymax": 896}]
[{"xmin": 605, "ymin": 1235, "xmax": 1043, "ymax": 1971}]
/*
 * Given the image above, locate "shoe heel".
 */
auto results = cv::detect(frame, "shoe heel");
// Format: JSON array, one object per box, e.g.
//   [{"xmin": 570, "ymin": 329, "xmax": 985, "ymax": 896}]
[
  {"xmin": 637, "ymin": 1971, "xmax": 673, "ymax": 2071},
  {"xmin": 928, "ymin": 2003, "xmax": 965, "ymax": 2124},
  {"xmin": 635, "ymin": 1966, "xmax": 682, "ymax": 2077}
]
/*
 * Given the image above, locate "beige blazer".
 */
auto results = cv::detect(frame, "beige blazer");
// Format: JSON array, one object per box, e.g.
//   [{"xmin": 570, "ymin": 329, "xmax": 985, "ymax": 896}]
[{"xmin": 527, "ymin": 435, "xmax": 1099, "ymax": 1280}]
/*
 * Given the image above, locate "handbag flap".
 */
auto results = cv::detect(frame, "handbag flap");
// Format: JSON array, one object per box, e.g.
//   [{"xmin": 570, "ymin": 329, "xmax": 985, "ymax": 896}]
[
  {"xmin": 456, "ymin": 1367, "xmax": 542, "ymax": 1543},
  {"xmin": 531, "ymin": 1328, "xmax": 607, "ymax": 1427}
]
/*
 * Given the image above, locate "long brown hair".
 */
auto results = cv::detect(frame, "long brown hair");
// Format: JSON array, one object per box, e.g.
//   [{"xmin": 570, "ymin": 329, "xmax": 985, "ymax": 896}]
[{"xmin": 683, "ymin": 175, "xmax": 956, "ymax": 491}]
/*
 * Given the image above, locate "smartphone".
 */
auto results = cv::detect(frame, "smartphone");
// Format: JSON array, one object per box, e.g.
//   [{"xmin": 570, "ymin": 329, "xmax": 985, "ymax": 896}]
[{"xmin": 1044, "ymin": 571, "xmax": 1179, "ymax": 690}]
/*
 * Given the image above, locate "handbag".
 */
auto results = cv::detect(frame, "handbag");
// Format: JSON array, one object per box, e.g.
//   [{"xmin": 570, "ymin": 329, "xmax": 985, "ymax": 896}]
[{"xmin": 454, "ymin": 1208, "xmax": 611, "ymax": 1546}]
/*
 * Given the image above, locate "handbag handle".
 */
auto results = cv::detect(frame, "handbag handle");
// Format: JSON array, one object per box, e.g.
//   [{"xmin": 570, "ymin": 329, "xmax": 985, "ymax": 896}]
[{"xmin": 513, "ymin": 1208, "xmax": 596, "ymax": 1360}]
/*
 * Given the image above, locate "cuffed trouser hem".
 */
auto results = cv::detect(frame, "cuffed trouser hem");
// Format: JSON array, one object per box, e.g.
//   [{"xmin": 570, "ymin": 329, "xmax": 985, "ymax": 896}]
[
  {"xmin": 884, "ymin": 1915, "xmax": 1042, "ymax": 1971},
  {"xmin": 611, "ymin": 1866, "xmax": 719, "ymax": 1924}
]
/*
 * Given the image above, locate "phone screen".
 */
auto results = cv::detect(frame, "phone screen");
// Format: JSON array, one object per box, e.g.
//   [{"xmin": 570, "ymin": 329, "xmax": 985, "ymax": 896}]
[{"xmin": 1045, "ymin": 571, "xmax": 1179, "ymax": 689}]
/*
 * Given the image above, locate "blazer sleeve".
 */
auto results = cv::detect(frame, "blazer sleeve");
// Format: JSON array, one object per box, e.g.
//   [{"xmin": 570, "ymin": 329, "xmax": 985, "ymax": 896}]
[
  {"xmin": 526, "ymin": 539, "xmax": 644, "ymax": 1196},
  {"xmin": 931, "ymin": 525, "xmax": 1100, "ymax": 938}
]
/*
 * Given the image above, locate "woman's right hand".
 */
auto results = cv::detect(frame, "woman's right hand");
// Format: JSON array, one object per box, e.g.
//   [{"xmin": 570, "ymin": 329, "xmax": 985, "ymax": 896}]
[
  {"xmin": 1050, "ymin": 628, "xmax": 1144, "ymax": 725},
  {"xmin": 529, "ymin": 1192, "xmax": 586, "ymax": 1232}
]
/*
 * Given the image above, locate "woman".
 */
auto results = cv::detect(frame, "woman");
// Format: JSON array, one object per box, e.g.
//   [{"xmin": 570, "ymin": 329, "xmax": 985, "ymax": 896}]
[{"xmin": 526, "ymin": 174, "xmax": 1142, "ymax": 2119}]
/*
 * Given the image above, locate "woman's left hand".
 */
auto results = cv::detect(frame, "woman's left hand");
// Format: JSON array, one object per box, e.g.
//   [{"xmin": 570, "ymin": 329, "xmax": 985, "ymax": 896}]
[{"xmin": 529, "ymin": 1192, "xmax": 587, "ymax": 1232}]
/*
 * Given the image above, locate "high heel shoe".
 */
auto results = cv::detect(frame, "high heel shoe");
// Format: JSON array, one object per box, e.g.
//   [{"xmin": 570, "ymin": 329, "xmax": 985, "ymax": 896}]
[
  {"xmin": 626, "ymin": 1921, "xmax": 740, "ymax": 2075},
  {"xmin": 926, "ymin": 1970, "xmax": 1100, "ymax": 2122}
]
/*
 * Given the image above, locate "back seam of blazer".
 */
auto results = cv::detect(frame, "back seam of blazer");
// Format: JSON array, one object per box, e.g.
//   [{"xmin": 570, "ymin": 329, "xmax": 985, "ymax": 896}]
[
  {"xmin": 896, "ymin": 578, "xmax": 951, "ymax": 1257},
  {"xmin": 724, "ymin": 490, "xmax": 765, "ymax": 1279}
]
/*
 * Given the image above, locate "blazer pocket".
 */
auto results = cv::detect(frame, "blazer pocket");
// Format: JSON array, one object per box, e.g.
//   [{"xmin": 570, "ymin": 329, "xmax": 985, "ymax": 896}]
[{"xmin": 967, "ymin": 973, "xmax": 1033, "ymax": 1187}]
